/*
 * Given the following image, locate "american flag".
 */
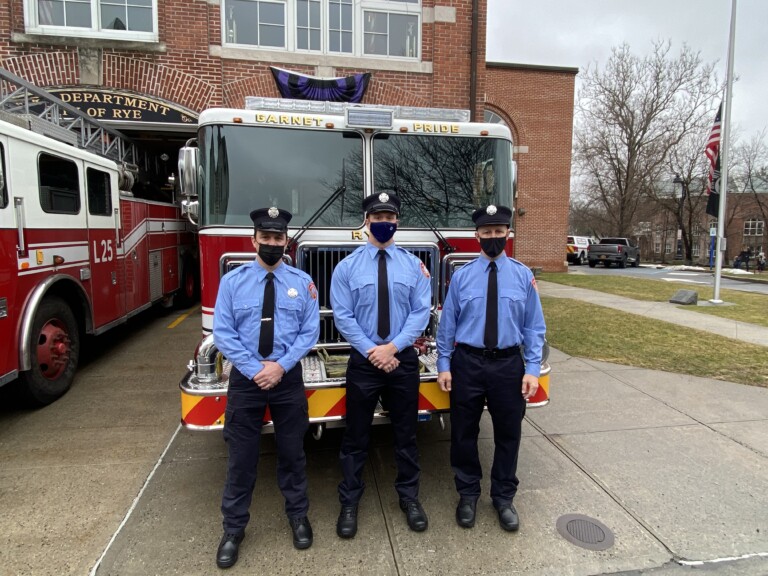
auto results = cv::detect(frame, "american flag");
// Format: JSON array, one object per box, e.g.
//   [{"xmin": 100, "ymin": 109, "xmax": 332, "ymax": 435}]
[{"xmin": 705, "ymin": 103, "xmax": 722, "ymax": 196}]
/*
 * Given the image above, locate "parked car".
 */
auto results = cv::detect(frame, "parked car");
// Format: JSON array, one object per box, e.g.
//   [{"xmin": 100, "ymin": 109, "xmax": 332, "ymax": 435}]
[
  {"xmin": 587, "ymin": 238, "xmax": 640, "ymax": 268},
  {"xmin": 567, "ymin": 235, "xmax": 594, "ymax": 265}
]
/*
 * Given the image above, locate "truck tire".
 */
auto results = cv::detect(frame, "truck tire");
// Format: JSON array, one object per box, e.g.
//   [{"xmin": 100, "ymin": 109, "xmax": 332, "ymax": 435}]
[
  {"xmin": 176, "ymin": 257, "xmax": 200, "ymax": 308},
  {"xmin": 604, "ymin": 261, "xmax": 611, "ymax": 268},
  {"xmin": 19, "ymin": 296, "xmax": 80, "ymax": 406},
  {"xmin": 578, "ymin": 252, "xmax": 587, "ymax": 265},
  {"xmin": 618, "ymin": 258, "xmax": 626, "ymax": 269},
  {"xmin": 632, "ymin": 255, "xmax": 640, "ymax": 267},
  {"xmin": 588, "ymin": 261, "xmax": 596, "ymax": 268}
]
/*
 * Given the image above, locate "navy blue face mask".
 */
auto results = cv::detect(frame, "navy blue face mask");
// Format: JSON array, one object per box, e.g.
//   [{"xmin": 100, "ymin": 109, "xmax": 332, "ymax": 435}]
[{"xmin": 369, "ymin": 221, "xmax": 397, "ymax": 244}]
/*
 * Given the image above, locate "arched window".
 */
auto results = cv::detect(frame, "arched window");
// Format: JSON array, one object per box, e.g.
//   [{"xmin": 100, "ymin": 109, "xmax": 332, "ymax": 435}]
[{"xmin": 484, "ymin": 110, "xmax": 507, "ymax": 127}]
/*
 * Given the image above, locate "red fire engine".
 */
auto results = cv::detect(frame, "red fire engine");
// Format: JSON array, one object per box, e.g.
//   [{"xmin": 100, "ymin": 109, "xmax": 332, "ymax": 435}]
[
  {"xmin": 0, "ymin": 70, "xmax": 196, "ymax": 405},
  {"xmin": 178, "ymin": 97, "xmax": 550, "ymax": 434}
]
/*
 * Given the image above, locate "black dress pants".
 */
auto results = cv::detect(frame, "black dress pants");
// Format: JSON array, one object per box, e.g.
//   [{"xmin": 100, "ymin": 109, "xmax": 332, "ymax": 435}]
[
  {"xmin": 449, "ymin": 346, "xmax": 526, "ymax": 509},
  {"xmin": 221, "ymin": 364, "xmax": 308, "ymax": 534},
  {"xmin": 338, "ymin": 347, "xmax": 420, "ymax": 506}
]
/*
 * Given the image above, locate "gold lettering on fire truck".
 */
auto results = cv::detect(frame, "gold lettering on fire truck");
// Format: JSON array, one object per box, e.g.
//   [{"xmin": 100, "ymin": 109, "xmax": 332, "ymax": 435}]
[
  {"xmin": 255, "ymin": 113, "xmax": 323, "ymax": 127},
  {"xmin": 412, "ymin": 123, "xmax": 459, "ymax": 134}
]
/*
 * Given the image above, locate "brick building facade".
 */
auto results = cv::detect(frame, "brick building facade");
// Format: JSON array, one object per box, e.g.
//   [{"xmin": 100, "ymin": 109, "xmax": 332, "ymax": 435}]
[{"xmin": 0, "ymin": 0, "xmax": 575, "ymax": 270}]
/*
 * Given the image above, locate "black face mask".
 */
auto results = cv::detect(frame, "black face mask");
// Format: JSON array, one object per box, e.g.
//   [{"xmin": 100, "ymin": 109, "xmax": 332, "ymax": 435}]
[
  {"xmin": 479, "ymin": 237, "xmax": 507, "ymax": 259},
  {"xmin": 258, "ymin": 243, "xmax": 284, "ymax": 266}
]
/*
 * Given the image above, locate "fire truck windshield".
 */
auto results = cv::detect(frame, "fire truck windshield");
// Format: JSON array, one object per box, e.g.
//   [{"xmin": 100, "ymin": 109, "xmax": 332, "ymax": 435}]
[
  {"xmin": 199, "ymin": 124, "xmax": 364, "ymax": 227},
  {"xmin": 372, "ymin": 133, "xmax": 514, "ymax": 228}
]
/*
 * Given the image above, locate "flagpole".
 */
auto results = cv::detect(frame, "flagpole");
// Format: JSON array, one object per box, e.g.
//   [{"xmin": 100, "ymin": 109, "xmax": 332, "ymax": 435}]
[{"xmin": 712, "ymin": 0, "xmax": 737, "ymax": 303}]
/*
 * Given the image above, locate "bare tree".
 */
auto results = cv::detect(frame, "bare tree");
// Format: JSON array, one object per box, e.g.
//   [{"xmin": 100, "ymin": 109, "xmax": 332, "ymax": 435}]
[
  {"xmin": 732, "ymin": 128, "xmax": 768, "ymax": 223},
  {"xmin": 574, "ymin": 40, "xmax": 721, "ymax": 237},
  {"xmin": 653, "ymin": 129, "xmax": 712, "ymax": 263}
]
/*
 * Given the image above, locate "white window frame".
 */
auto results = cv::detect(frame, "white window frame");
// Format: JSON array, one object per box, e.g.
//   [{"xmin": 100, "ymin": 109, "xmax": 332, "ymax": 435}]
[
  {"xmin": 327, "ymin": 0, "xmax": 353, "ymax": 54},
  {"xmin": 744, "ymin": 218, "xmax": 764, "ymax": 237},
  {"xmin": 654, "ymin": 242, "xmax": 661, "ymax": 254},
  {"xmin": 221, "ymin": 0, "xmax": 421, "ymax": 61},
  {"xmin": 362, "ymin": 6, "xmax": 420, "ymax": 59},
  {"xmin": 224, "ymin": 0, "xmax": 287, "ymax": 50},
  {"xmin": 296, "ymin": 0, "xmax": 322, "ymax": 52},
  {"xmin": 24, "ymin": 0, "xmax": 158, "ymax": 41}
]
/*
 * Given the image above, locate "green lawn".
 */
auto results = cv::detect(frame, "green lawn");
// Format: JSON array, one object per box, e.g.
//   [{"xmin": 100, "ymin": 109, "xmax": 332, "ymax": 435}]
[
  {"xmin": 541, "ymin": 272, "xmax": 768, "ymax": 328},
  {"xmin": 541, "ymin": 296, "xmax": 768, "ymax": 388}
]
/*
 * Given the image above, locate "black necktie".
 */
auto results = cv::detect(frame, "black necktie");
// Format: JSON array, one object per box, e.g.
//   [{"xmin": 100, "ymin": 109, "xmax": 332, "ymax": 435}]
[
  {"xmin": 258, "ymin": 272, "xmax": 275, "ymax": 358},
  {"xmin": 377, "ymin": 249, "xmax": 390, "ymax": 340},
  {"xmin": 484, "ymin": 261, "xmax": 498, "ymax": 349}
]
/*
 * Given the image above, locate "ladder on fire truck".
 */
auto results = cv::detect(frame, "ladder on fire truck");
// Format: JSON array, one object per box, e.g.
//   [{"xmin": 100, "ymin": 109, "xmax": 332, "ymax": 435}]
[{"xmin": 0, "ymin": 67, "xmax": 139, "ymax": 179}]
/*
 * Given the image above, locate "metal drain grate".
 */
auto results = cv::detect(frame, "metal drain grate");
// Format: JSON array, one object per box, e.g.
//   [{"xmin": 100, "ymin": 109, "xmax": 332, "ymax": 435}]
[{"xmin": 556, "ymin": 514, "xmax": 614, "ymax": 551}]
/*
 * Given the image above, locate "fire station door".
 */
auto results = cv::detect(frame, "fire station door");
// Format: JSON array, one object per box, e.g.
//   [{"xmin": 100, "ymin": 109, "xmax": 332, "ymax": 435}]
[{"xmin": 85, "ymin": 166, "xmax": 125, "ymax": 329}]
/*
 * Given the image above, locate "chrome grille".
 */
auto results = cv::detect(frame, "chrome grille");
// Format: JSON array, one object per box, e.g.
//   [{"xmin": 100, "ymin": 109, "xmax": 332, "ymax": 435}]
[{"xmin": 296, "ymin": 243, "xmax": 439, "ymax": 344}]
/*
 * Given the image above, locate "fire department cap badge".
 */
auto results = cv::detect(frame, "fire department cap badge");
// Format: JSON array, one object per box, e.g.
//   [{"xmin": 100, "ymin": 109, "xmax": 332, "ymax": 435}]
[
  {"xmin": 268, "ymin": 206, "xmax": 280, "ymax": 218},
  {"xmin": 378, "ymin": 192, "xmax": 390, "ymax": 203},
  {"xmin": 486, "ymin": 205, "xmax": 497, "ymax": 215},
  {"xmin": 287, "ymin": 287, "xmax": 298, "ymax": 299}
]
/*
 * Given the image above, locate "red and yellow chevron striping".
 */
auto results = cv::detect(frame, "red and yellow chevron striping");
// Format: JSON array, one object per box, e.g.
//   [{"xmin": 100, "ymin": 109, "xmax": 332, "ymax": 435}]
[{"xmin": 181, "ymin": 373, "xmax": 551, "ymax": 430}]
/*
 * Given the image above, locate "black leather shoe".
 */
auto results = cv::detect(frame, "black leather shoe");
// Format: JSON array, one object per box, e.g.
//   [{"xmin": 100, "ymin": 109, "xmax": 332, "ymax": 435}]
[
  {"xmin": 456, "ymin": 498, "xmax": 477, "ymax": 528},
  {"xmin": 497, "ymin": 504, "xmax": 520, "ymax": 532},
  {"xmin": 399, "ymin": 499, "xmax": 428, "ymax": 532},
  {"xmin": 290, "ymin": 517, "xmax": 313, "ymax": 550},
  {"xmin": 216, "ymin": 532, "xmax": 244, "ymax": 569},
  {"xmin": 336, "ymin": 505, "xmax": 358, "ymax": 539}
]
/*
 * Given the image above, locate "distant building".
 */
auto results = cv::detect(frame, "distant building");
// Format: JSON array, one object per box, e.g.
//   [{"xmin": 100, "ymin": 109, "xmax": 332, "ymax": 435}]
[
  {"xmin": 0, "ymin": 0, "xmax": 575, "ymax": 270},
  {"xmin": 638, "ymin": 180, "xmax": 767, "ymax": 266}
]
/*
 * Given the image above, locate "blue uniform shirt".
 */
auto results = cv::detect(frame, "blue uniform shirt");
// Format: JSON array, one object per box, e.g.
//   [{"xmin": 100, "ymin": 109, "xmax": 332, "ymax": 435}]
[
  {"xmin": 213, "ymin": 260, "xmax": 320, "ymax": 379},
  {"xmin": 436, "ymin": 255, "xmax": 546, "ymax": 377},
  {"xmin": 331, "ymin": 242, "xmax": 432, "ymax": 356}
]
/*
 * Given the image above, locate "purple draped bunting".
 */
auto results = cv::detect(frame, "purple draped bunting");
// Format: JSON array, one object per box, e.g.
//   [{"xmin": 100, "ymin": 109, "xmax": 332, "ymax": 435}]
[{"xmin": 270, "ymin": 67, "xmax": 371, "ymax": 103}]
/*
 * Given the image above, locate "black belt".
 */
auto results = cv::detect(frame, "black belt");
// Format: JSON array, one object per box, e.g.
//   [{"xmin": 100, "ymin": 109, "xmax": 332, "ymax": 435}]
[{"xmin": 457, "ymin": 343, "xmax": 520, "ymax": 359}]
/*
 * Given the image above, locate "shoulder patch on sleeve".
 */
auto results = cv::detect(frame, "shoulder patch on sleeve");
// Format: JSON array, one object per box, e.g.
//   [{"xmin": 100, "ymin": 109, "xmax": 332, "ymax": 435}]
[
  {"xmin": 420, "ymin": 261, "xmax": 430, "ymax": 279},
  {"xmin": 531, "ymin": 277, "xmax": 539, "ymax": 293},
  {"xmin": 308, "ymin": 282, "xmax": 318, "ymax": 300}
]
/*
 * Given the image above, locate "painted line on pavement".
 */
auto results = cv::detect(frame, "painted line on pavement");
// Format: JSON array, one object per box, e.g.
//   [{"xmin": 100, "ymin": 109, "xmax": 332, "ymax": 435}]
[
  {"xmin": 168, "ymin": 306, "xmax": 200, "ymax": 329},
  {"xmin": 89, "ymin": 424, "xmax": 183, "ymax": 576}
]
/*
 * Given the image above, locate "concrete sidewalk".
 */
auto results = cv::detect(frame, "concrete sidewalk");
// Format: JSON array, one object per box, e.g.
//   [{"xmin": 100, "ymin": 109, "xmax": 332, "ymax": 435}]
[
  {"xmin": 538, "ymin": 281, "xmax": 768, "ymax": 347},
  {"xmin": 92, "ymin": 348, "xmax": 768, "ymax": 576},
  {"xmin": 2, "ymin": 306, "xmax": 767, "ymax": 575}
]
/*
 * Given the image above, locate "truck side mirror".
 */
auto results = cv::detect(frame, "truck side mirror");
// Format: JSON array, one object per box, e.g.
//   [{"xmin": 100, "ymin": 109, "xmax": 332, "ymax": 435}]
[{"xmin": 178, "ymin": 146, "xmax": 199, "ymax": 198}]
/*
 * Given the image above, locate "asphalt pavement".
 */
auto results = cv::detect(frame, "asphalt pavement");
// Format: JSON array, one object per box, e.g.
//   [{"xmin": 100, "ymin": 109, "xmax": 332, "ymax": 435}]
[{"xmin": 0, "ymin": 288, "xmax": 766, "ymax": 576}]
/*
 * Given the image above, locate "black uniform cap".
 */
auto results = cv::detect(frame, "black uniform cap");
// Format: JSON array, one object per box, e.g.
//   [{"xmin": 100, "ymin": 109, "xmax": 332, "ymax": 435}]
[
  {"xmin": 250, "ymin": 207, "xmax": 292, "ymax": 233},
  {"xmin": 472, "ymin": 205, "xmax": 512, "ymax": 228},
  {"xmin": 362, "ymin": 191, "xmax": 401, "ymax": 215}
]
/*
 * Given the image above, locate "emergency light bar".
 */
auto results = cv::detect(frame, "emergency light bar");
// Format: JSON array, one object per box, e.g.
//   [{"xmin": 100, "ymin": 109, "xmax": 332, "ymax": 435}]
[
  {"xmin": 346, "ymin": 107, "xmax": 393, "ymax": 129},
  {"xmin": 244, "ymin": 96, "xmax": 470, "ymax": 123}
]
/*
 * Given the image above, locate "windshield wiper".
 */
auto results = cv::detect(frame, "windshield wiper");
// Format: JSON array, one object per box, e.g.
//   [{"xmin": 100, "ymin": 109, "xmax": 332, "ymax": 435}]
[
  {"xmin": 394, "ymin": 185, "xmax": 454, "ymax": 253},
  {"xmin": 287, "ymin": 164, "xmax": 346, "ymax": 251}
]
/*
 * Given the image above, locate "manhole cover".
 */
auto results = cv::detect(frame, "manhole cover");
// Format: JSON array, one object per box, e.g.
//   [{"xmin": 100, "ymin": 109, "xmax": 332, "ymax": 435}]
[{"xmin": 556, "ymin": 514, "xmax": 614, "ymax": 551}]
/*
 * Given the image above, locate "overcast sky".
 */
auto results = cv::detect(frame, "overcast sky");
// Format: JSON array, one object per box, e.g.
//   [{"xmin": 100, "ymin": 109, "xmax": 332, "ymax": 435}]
[{"xmin": 486, "ymin": 0, "xmax": 767, "ymax": 140}]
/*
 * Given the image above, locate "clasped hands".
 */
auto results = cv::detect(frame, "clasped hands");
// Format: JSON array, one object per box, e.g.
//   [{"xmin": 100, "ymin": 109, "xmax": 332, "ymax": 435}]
[
  {"xmin": 367, "ymin": 343, "xmax": 399, "ymax": 373},
  {"xmin": 253, "ymin": 361, "xmax": 285, "ymax": 390}
]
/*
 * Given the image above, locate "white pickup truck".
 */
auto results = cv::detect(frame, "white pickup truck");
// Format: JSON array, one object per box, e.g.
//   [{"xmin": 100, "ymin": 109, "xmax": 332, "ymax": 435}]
[{"xmin": 587, "ymin": 238, "xmax": 640, "ymax": 268}]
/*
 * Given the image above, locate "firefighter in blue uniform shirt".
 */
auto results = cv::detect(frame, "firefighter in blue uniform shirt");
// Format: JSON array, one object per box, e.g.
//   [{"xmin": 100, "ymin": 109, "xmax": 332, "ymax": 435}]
[
  {"xmin": 437, "ymin": 204, "xmax": 546, "ymax": 532},
  {"xmin": 213, "ymin": 207, "xmax": 320, "ymax": 569},
  {"xmin": 331, "ymin": 191, "xmax": 432, "ymax": 538}
]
